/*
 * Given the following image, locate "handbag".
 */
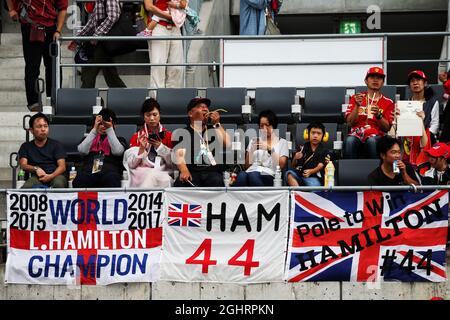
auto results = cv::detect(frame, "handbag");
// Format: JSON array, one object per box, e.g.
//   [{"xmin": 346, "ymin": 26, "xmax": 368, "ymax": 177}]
[
  {"xmin": 101, "ymin": 5, "xmax": 147, "ymax": 56},
  {"xmin": 264, "ymin": 8, "xmax": 280, "ymax": 35},
  {"xmin": 29, "ymin": 25, "xmax": 46, "ymax": 43}
]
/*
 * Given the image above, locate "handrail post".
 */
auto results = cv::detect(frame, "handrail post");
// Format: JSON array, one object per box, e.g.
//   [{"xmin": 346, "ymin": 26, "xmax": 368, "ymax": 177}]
[
  {"xmin": 383, "ymin": 35, "xmax": 388, "ymax": 83},
  {"xmin": 219, "ymin": 38, "xmax": 224, "ymax": 87}
]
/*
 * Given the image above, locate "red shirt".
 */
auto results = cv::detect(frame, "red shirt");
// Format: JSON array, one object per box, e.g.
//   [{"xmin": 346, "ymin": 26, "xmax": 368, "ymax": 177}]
[
  {"xmin": 345, "ymin": 92, "xmax": 394, "ymax": 141},
  {"xmin": 129, "ymin": 125, "xmax": 173, "ymax": 149},
  {"xmin": 402, "ymin": 129, "xmax": 432, "ymax": 170},
  {"xmin": 154, "ymin": 0, "xmax": 169, "ymax": 12},
  {"xmin": 14, "ymin": 0, "xmax": 68, "ymax": 27},
  {"xmin": 443, "ymin": 80, "xmax": 450, "ymax": 95}
]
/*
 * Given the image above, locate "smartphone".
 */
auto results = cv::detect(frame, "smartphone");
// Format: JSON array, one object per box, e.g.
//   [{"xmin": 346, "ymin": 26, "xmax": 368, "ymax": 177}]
[
  {"xmin": 101, "ymin": 114, "xmax": 111, "ymax": 122},
  {"xmin": 148, "ymin": 131, "xmax": 166, "ymax": 141}
]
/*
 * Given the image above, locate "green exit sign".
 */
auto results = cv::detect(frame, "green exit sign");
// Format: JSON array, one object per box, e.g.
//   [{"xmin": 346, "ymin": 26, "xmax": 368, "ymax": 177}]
[{"xmin": 340, "ymin": 20, "xmax": 361, "ymax": 34}]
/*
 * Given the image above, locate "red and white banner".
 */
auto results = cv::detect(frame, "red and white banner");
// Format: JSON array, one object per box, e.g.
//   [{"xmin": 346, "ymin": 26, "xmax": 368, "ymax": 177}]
[
  {"xmin": 5, "ymin": 191, "xmax": 164, "ymax": 285},
  {"xmin": 160, "ymin": 189, "xmax": 289, "ymax": 283}
]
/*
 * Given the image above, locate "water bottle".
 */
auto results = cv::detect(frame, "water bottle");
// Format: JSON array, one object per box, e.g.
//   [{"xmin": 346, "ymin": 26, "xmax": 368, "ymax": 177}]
[
  {"xmin": 121, "ymin": 170, "xmax": 129, "ymax": 188},
  {"xmin": 68, "ymin": 166, "xmax": 77, "ymax": 188},
  {"xmin": 17, "ymin": 169, "xmax": 25, "ymax": 189},
  {"xmin": 324, "ymin": 161, "xmax": 335, "ymax": 187},
  {"xmin": 273, "ymin": 165, "xmax": 282, "ymax": 187},
  {"xmin": 223, "ymin": 171, "xmax": 230, "ymax": 187}
]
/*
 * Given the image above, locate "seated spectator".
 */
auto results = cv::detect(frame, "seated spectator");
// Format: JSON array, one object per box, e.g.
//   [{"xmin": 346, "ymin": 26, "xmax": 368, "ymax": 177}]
[
  {"xmin": 123, "ymin": 98, "xmax": 173, "ymax": 188},
  {"xmin": 421, "ymin": 143, "xmax": 450, "ymax": 185},
  {"xmin": 368, "ymin": 135, "xmax": 420, "ymax": 186},
  {"xmin": 73, "ymin": 109, "xmax": 127, "ymax": 188},
  {"xmin": 344, "ymin": 67, "xmax": 394, "ymax": 159},
  {"xmin": 285, "ymin": 122, "xmax": 328, "ymax": 187},
  {"xmin": 407, "ymin": 70, "xmax": 439, "ymax": 144},
  {"xmin": 233, "ymin": 110, "xmax": 289, "ymax": 187},
  {"xmin": 173, "ymin": 98, "xmax": 231, "ymax": 187},
  {"xmin": 18, "ymin": 113, "xmax": 67, "ymax": 188}
]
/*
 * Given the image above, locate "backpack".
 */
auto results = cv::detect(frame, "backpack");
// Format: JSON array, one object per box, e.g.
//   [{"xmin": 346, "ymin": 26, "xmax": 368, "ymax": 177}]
[{"xmin": 270, "ymin": 0, "xmax": 283, "ymax": 15}]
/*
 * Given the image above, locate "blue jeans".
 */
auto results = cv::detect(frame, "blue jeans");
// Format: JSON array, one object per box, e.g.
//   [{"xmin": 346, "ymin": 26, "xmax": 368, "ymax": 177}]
[
  {"xmin": 285, "ymin": 169, "xmax": 322, "ymax": 186},
  {"xmin": 233, "ymin": 171, "xmax": 274, "ymax": 187},
  {"xmin": 343, "ymin": 135, "xmax": 379, "ymax": 159}
]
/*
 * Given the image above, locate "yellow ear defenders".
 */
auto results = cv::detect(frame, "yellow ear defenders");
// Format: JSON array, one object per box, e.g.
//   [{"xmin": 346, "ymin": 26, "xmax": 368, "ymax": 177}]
[{"xmin": 303, "ymin": 128, "xmax": 329, "ymax": 142}]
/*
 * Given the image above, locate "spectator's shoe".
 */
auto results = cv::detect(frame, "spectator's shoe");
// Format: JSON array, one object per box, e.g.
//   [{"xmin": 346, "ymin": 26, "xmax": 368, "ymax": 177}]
[
  {"xmin": 136, "ymin": 28, "xmax": 152, "ymax": 37},
  {"xmin": 27, "ymin": 102, "xmax": 41, "ymax": 112}
]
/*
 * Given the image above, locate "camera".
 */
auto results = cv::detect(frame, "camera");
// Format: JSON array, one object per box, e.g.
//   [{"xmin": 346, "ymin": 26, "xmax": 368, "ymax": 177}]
[{"xmin": 148, "ymin": 131, "xmax": 166, "ymax": 140}]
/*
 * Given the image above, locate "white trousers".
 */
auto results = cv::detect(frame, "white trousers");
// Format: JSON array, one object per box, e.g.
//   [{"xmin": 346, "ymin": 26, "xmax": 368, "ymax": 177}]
[{"xmin": 148, "ymin": 24, "xmax": 184, "ymax": 88}]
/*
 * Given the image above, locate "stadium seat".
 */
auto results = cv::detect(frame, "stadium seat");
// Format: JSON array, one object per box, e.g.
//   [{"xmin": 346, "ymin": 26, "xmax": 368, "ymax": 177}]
[
  {"xmin": 295, "ymin": 122, "xmax": 338, "ymax": 151},
  {"xmin": 337, "ymin": 159, "xmax": 379, "ymax": 186},
  {"xmin": 206, "ymin": 88, "xmax": 248, "ymax": 124},
  {"xmin": 115, "ymin": 124, "xmax": 137, "ymax": 146},
  {"xmin": 107, "ymin": 88, "xmax": 148, "ymax": 124},
  {"xmin": 158, "ymin": 88, "xmax": 198, "ymax": 123},
  {"xmin": 254, "ymin": 87, "xmax": 297, "ymax": 123},
  {"xmin": 48, "ymin": 124, "xmax": 86, "ymax": 160},
  {"xmin": 244, "ymin": 123, "xmax": 287, "ymax": 140},
  {"xmin": 53, "ymin": 88, "xmax": 99, "ymax": 124},
  {"xmin": 302, "ymin": 87, "xmax": 346, "ymax": 123}
]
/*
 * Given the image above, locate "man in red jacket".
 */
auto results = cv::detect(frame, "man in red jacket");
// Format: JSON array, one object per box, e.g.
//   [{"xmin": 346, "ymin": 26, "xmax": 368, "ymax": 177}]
[{"xmin": 6, "ymin": 0, "xmax": 67, "ymax": 111}]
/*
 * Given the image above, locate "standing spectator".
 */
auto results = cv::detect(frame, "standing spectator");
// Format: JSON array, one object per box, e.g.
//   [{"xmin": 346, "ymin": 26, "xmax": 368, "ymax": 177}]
[
  {"xmin": 68, "ymin": 0, "xmax": 126, "ymax": 88},
  {"xmin": 368, "ymin": 135, "xmax": 420, "ymax": 186},
  {"xmin": 144, "ymin": 0, "xmax": 185, "ymax": 88},
  {"xmin": 344, "ymin": 67, "xmax": 395, "ymax": 159},
  {"xmin": 421, "ymin": 143, "xmax": 450, "ymax": 185},
  {"xmin": 6, "ymin": 0, "xmax": 67, "ymax": 111},
  {"xmin": 233, "ymin": 110, "xmax": 289, "ymax": 187},
  {"xmin": 407, "ymin": 70, "xmax": 439, "ymax": 144},
  {"xmin": 173, "ymin": 98, "xmax": 231, "ymax": 187},
  {"xmin": 73, "ymin": 109, "xmax": 127, "ymax": 188},
  {"xmin": 239, "ymin": 0, "xmax": 268, "ymax": 35},
  {"xmin": 124, "ymin": 98, "xmax": 174, "ymax": 187},
  {"xmin": 285, "ymin": 122, "xmax": 328, "ymax": 187},
  {"xmin": 18, "ymin": 113, "xmax": 67, "ymax": 188}
]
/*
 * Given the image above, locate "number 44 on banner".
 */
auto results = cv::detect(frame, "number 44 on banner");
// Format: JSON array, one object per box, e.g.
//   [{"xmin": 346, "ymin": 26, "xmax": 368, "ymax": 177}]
[{"xmin": 186, "ymin": 239, "xmax": 260, "ymax": 276}]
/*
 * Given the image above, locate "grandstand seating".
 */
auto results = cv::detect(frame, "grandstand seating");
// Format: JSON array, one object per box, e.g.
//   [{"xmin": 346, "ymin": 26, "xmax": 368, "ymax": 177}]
[
  {"xmin": 254, "ymin": 87, "xmax": 297, "ymax": 123},
  {"xmin": 337, "ymin": 159, "xmax": 379, "ymax": 186},
  {"xmin": 158, "ymin": 88, "xmax": 198, "ymax": 123},
  {"xmin": 53, "ymin": 88, "xmax": 99, "ymax": 124},
  {"xmin": 115, "ymin": 124, "xmax": 138, "ymax": 145},
  {"xmin": 302, "ymin": 87, "xmax": 346, "ymax": 123},
  {"xmin": 48, "ymin": 124, "xmax": 86, "ymax": 162},
  {"xmin": 206, "ymin": 87, "xmax": 248, "ymax": 124},
  {"xmin": 107, "ymin": 88, "xmax": 148, "ymax": 124}
]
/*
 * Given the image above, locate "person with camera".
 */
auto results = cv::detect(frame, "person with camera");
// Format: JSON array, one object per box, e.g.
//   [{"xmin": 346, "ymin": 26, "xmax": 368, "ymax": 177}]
[
  {"xmin": 285, "ymin": 122, "xmax": 329, "ymax": 187},
  {"xmin": 6, "ymin": 0, "xmax": 67, "ymax": 111},
  {"xmin": 124, "ymin": 98, "xmax": 174, "ymax": 188},
  {"xmin": 73, "ymin": 108, "xmax": 127, "ymax": 188},
  {"xmin": 232, "ymin": 110, "xmax": 289, "ymax": 187}
]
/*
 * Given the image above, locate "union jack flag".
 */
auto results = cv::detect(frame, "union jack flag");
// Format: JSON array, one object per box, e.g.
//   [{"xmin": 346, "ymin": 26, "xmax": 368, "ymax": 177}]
[
  {"xmin": 285, "ymin": 190, "xmax": 449, "ymax": 282},
  {"xmin": 167, "ymin": 203, "xmax": 202, "ymax": 227}
]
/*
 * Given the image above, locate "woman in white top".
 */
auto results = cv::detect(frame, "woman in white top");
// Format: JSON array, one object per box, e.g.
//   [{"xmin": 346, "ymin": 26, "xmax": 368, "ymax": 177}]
[
  {"xmin": 123, "ymin": 98, "xmax": 174, "ymax": 188},
  {"xmin": 233, "ymin": 110, "xmax": 289, "ymax": 186}
]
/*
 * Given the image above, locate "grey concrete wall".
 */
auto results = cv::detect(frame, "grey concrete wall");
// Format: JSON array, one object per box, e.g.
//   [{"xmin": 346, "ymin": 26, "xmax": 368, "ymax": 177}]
[
  {"xmin": 231, "ymin": 0, "xmax": 448, "ymax": 15},
  {"xmin": 1, "ymin": 263, "xmax": 450, "ymax": 300},
  {"xmin": 186, "ymin": 0, "xmax": 232, "ymax": 88}
]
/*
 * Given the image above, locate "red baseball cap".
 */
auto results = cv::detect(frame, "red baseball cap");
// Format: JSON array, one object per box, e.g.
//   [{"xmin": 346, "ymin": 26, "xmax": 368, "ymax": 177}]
[
  {"xmin": 425, "ymin": 143, "xmax": 450, "ymax": 158},
  {"xmin": 408, "ymin": 70, "xmax": 428, "ymax": 82},
  {"xmin": 365, "ymin": 67, "xmax": 385, "ymax": 80}
]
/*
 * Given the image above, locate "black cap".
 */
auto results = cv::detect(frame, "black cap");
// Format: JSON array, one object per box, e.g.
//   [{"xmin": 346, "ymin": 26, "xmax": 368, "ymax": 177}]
[{"xmin": 186, "ymin": 97, "xmax": 211, "ymax": 113}]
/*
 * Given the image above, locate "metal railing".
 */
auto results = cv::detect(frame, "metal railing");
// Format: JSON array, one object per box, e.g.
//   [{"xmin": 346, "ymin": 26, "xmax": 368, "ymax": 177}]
[{"xmin": 56, "ymin": 31, "xmax": 450, "ymax": 89}]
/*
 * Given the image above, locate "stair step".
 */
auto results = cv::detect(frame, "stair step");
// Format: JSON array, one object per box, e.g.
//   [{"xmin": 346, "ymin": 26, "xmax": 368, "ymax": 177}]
[
  {"xmin": 0, "ymin": 91, "xmax": 28, "ymax": 106},
  {"xmin": 0, "ymin": 169, "xmax": 14, "ymax": 183},
  {"xmin": 0, "ymin": 44, "xmax": 74, "ymax": 58},
  {"xmin": 0, "ymin": 127, "xmax": 26, "ymax": 141}
]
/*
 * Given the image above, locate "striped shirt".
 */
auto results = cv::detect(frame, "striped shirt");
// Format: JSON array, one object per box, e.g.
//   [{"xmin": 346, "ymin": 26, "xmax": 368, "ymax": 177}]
[{"xmin": 77, "ymin": 0, "xmax": 121, "ymax": 37}]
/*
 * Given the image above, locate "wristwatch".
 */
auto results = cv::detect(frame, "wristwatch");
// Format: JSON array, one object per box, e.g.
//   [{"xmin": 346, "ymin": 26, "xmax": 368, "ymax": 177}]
[{"xmin": 213, "ymin": 122, "xmax": 221, "ymax": 129}]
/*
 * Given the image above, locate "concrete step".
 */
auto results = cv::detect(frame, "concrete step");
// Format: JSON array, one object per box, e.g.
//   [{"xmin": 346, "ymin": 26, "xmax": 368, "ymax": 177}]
[
  {"xmin": 0, "ymin": 78, "xmax": 74, "ymax": 91},
  {"xmin": 0, "ymin": 127, "xmax": 26, "ymax": 141},
  {"xmin": 0, "ymin": 91, "xmax": 28, "ymax": 106},
  {"xmin": 0, "ymin": 168, "xmax": 14, "ymax": 183},
  {"xmin": 0, "ymin": 112, "xmax": 31, "ymax": 128},
  {"xmin": 0, "ymin": 44, "xmax": 74, "ymax": 59}
]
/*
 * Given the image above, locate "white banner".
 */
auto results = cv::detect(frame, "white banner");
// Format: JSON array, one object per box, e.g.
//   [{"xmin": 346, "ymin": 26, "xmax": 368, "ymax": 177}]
[
  {"xmin": 5, "ymin": 191, "xmax": 164, "ymax": 285},
  {"xmin": 161, "ymin": 189, "xmax": 289, "ymax": 283}
]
